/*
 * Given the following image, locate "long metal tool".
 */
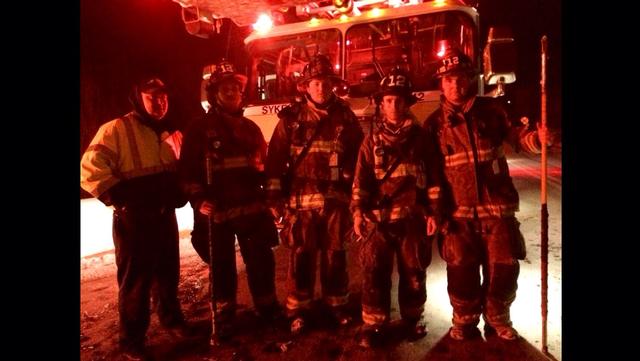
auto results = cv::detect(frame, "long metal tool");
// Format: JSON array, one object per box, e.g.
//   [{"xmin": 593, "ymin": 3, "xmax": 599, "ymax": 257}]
[
  {"xmin": 539, "ymin": 35, "xmax": 550, "ymax": 357},
  {"xmin": 205, "ymin": 153, "xmax": 217, "ymax": 346}
]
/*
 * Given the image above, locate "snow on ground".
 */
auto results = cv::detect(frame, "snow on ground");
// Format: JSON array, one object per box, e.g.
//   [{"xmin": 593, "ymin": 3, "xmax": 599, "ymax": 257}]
[
  {"xmin": 80, "ymin": 200, "xmax": 195, "ymax": 258},
  {"xmin": 80, "ymin": 151, "xmax": 562, "ymax": 360}
]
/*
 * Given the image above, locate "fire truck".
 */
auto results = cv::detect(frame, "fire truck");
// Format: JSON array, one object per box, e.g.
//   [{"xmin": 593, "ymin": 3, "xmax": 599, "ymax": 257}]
[{"xmin": 174, "ymin": 0, "xmax": 516, "ymax": 141}]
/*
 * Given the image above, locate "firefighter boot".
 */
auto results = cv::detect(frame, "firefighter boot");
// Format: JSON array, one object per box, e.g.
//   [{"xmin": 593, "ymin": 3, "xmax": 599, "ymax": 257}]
[
  {"xmin": 356, "ymin": 324, "xmax": 384, "ymax": 348},
  {"xmin": 211, "ymin": 318, "xmax": 234, "ymax": 345},
  {"xmin": 403, "ymin": 317, "xmax": 428, "ymax": 341},
  {"xmin": 449, "ymin": 324, "xmax": 481, "ymax": 341},
  {"xmin": 484, "ymin": 323, "xmax": 519, "ymax": 340},
  {"xmin": 120, "ymin": 343, "xmax": 148, "ymax": 361},
  {"xmin": 256, "ymin": 301, "xmax": 284, "ymax": 320},
  {"xmin": 448, "ymin": 310, "xmax": 482, "ymax": 341},
  {"xmin": 164, "ymin": 321, "xmax": 197, "ymax": 340},
  {"xmin": 329, "ymin": 306, "xmax": 353, "ymax": 327}
]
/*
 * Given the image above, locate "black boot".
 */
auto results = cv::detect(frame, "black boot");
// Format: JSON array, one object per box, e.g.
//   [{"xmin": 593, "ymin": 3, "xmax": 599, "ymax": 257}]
[
  {"xmin": 330, "ymin": 307, "xmax": 353, "ymax": 327},
  {"xmin": 403, "ymin": 318, "xmax": 428, "ymax": 341},
  {"xmin": 356, "ymin": 325, "xmax": 384, "ymax": 348}
]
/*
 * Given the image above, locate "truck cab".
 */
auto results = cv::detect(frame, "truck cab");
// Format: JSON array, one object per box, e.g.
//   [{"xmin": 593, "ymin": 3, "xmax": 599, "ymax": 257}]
[{"xmin": 177, "ymin": 0, "xmax": 515, "ymax": 141}]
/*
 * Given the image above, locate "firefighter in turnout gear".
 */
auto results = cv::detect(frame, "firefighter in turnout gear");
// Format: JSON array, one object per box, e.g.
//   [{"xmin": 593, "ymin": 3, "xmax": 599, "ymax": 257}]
[
  {"xmin": 80, "ymin": 77, "xmax": 191, "ymax": 359},
  {"xmin": 424, "ymin": 47, "xmax": 547, "ymax": 341},
  {"xmin": 351, "ymin": 67, "xmax": 441, "ymax": 348},
  {"xmin": 179, "ymin": 61, "xmax": 282, "ymax": 343},
  {"xmin": 265, "ymin": 54, "xmax": 364, "ymax": 335}
]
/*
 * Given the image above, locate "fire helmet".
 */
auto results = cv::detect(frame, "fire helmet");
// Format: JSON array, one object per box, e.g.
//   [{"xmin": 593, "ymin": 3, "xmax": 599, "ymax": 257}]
[
  {"xmin": 297, "ymin": 54, "xmax": 343, "ymax": 85},
  {"xmin": 205, "ymin": 61, "xmax": 248, "ymax": 93},
  {"xmin": 434, "ymin": 47, "xmax": 476, "ymax": 78},
  {"xmin": 374, "ymin": 67, "xmax": 418, "ymax": 106}
]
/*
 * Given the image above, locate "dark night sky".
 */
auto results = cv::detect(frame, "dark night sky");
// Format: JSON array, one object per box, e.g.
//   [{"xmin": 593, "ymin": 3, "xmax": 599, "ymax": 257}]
[
  {"xmin": 80, "ymin": 0, "xmax": 561, "ymax": 157},
  {"xmin": 80, "ymin": 0, "xmax": 243, "ymax": 157},
  {"xmin": 479, "ymin": 0, "xmax": 561, "ymax": 129}
]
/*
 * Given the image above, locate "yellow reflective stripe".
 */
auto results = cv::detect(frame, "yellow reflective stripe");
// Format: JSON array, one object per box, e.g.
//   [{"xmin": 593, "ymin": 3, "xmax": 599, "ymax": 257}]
[
  {"xmin": 323, "ymin": 294, "xmax": 349, "ymax": 307},
  {"xmin": 266, "ymin": 178, "xmax": 281, "ymax": 191},
  {"xmin": 122, "ymin": 115, "xmax": 143, "ymax": 170},
  {"xmin": 212, "ymin": 202, "xmax": 266, "ymax": 223},
  {"xmin": 290, "ymin": 193, "xmax": 326, "ymax": 209},
  {"xmin": 212, "ymin": 156, "xmax": 250, "ymax": 170},
  {"xmin": 214, "ymin": 300, "xmax": 235, "ymax": 313},
  {"xmin": 209, "ymin": 156, "xmax": 264, "ymax": 171},
  {"xmin": 445, "ymin": 146, "xmax": 505, "ymax": 167},
  {"xmin": 352, "ymin": 188, "xmax": 369, "ymax": 196},
  {"xmin": 453, "ymin": 203, "xmax": 519, "ymax": 218},
  {"xmin": 372, "ymin": 206, "xmax": 412, "ymax": 221},
  {"xmin": 428, "ymin": 186, "xmax": 441, "ymax": 199},
  {"xmin": 453, "ymin": 207, "xmax": 474, "ymax": 218},
  {"xmin": 286, "ymin": 295, "xmax": 311, "ymax": 311},
  {"xmin": 477, "ymin": 146, "xmax": 505, "ymax": 162},
  {"xmin": 86, "ymin": 144, "xmax": 118, "ymax": 163},
  {"xmin": 452, "ymin": 311, "xmax": 481, "ymax": 325},
  {"xmin": 375, "ymin": 163, "xmax": 422, "ymax": 180},
  {"xmin": 352, "ymin": 187, "xmax": 369, "ymax": 201},
  {"xmin": 288, "ymin": 191, "xmax": 350, "ymax": 209},
  {"xmin": 444, "ymin": 151, "xmax": 472, "ymax": 167},
  {"xmin": 362, "ymin": 310, "xmax": 387, "ymax": 326},
  {"xmin": 290, "ymin": 140, "xmax": 344, "ymax": 156},
  {"xmin": 120, "ymin": 164, "xmax": 177, "ymax": 179}
]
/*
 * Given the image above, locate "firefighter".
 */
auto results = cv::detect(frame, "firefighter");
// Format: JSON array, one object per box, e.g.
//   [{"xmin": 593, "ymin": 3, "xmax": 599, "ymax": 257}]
[
  {"xmin": 351, "ymin": 67, "xmax": 441, "ymax": 348},
  {"xmin": 80, "ymin": 77, "xmax": 191, "ymax": 359},
  {"xmin": 265, "ymin": 54, "xmax": 364, "ymax": 335},
  {"xmin": 179, "ymin": 61, "xmax": 282, "ymax": 343},
  {"xmin": 424, "ymin": 47, "xmax": 547, "ymax": 341}
]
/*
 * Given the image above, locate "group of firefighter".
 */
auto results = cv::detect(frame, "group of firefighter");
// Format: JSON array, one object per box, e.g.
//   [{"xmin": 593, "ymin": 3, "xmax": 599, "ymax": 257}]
[{"xmin": 81, "ymin": 47, "xmax": 548, "ymax": 358}]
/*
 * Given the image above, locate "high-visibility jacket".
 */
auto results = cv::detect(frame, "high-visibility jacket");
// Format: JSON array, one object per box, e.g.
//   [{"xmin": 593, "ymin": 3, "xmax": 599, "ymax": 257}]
[
  {"xmin": 265, "ymin": 97, "xmax": 363, "ymax": 210},
  {"xmin": 80, "ymin": 111, "xmax": 183, "ymax": 208},
  {"xmin": 351, "ymin": 118, "xmax": 441, "ymax": 222},
  {"xmin": 424, "ymin": 95, "xmax": 541, "ymax": 219}
]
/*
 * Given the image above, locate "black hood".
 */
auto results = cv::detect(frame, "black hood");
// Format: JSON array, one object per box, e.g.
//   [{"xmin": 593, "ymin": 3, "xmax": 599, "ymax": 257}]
[{"xmin": 128, "ymin": 82, "xmax": 175, "ymax": 134}]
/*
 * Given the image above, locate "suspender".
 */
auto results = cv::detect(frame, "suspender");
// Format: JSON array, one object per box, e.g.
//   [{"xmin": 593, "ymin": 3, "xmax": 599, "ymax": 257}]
[
  {"xmin": 283, "ymin": 117, "xmax": 328, "ymax": 193},
  {"xmin": 374, "ymin": 127, "xmax": 419, "ymax": 206}
]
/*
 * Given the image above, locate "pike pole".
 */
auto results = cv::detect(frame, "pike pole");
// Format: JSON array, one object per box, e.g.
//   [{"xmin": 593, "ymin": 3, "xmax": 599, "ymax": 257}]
[
  {"xmin": 205, "ymin": 154, "xmax": 217, "ymax": 346},
  {"xmin": 540, "ymin": 35, "xmax": 550, "ymax": 356}
]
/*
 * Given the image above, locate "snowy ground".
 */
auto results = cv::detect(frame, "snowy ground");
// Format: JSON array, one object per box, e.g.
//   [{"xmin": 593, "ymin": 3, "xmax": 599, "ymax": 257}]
[
  {"xmin": 80, "ymin": 200, "xmax": 195, "ymax": 258},
  {"xmin": 80, "ymin": 150, "xmax": 561, "ymax": 361}
]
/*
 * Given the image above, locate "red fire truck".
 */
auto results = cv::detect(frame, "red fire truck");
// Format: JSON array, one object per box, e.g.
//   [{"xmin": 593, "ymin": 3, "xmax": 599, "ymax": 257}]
[{"xmin": 174, "ymin": 0, "xmax": 515, "ymax": 140}]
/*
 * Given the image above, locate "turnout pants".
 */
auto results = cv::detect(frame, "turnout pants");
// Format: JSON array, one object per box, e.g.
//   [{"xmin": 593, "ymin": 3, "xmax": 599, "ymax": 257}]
[
  {"xmin": 283, "ymin": 206, "xmax": 351, "ymax": 316},
  {"xmin": 439, "ymin": 216, "xmax": 525, "ymax": 328},
  {"xmin": 360, "ymin": 216, "xmax": 431, "ymax": 327},
  {"xmin": 191, "ymin": 211, "xmax": 279, "ymax": 326}
]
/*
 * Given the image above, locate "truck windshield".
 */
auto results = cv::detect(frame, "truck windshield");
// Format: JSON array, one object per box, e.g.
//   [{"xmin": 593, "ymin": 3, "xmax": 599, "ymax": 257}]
[
  {"xmin": 345, "ymin": 11, "xmax": 476, "ymax": 97},
  {"xmin": 246, "ymin": 29, "xmax": 341, "ymax": 104}
]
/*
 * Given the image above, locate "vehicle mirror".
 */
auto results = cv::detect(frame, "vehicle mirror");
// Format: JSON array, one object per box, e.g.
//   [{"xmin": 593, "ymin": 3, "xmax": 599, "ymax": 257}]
[{"xmin": 483, "ymin": 26, "xmax": 517, "ymax": 85}]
